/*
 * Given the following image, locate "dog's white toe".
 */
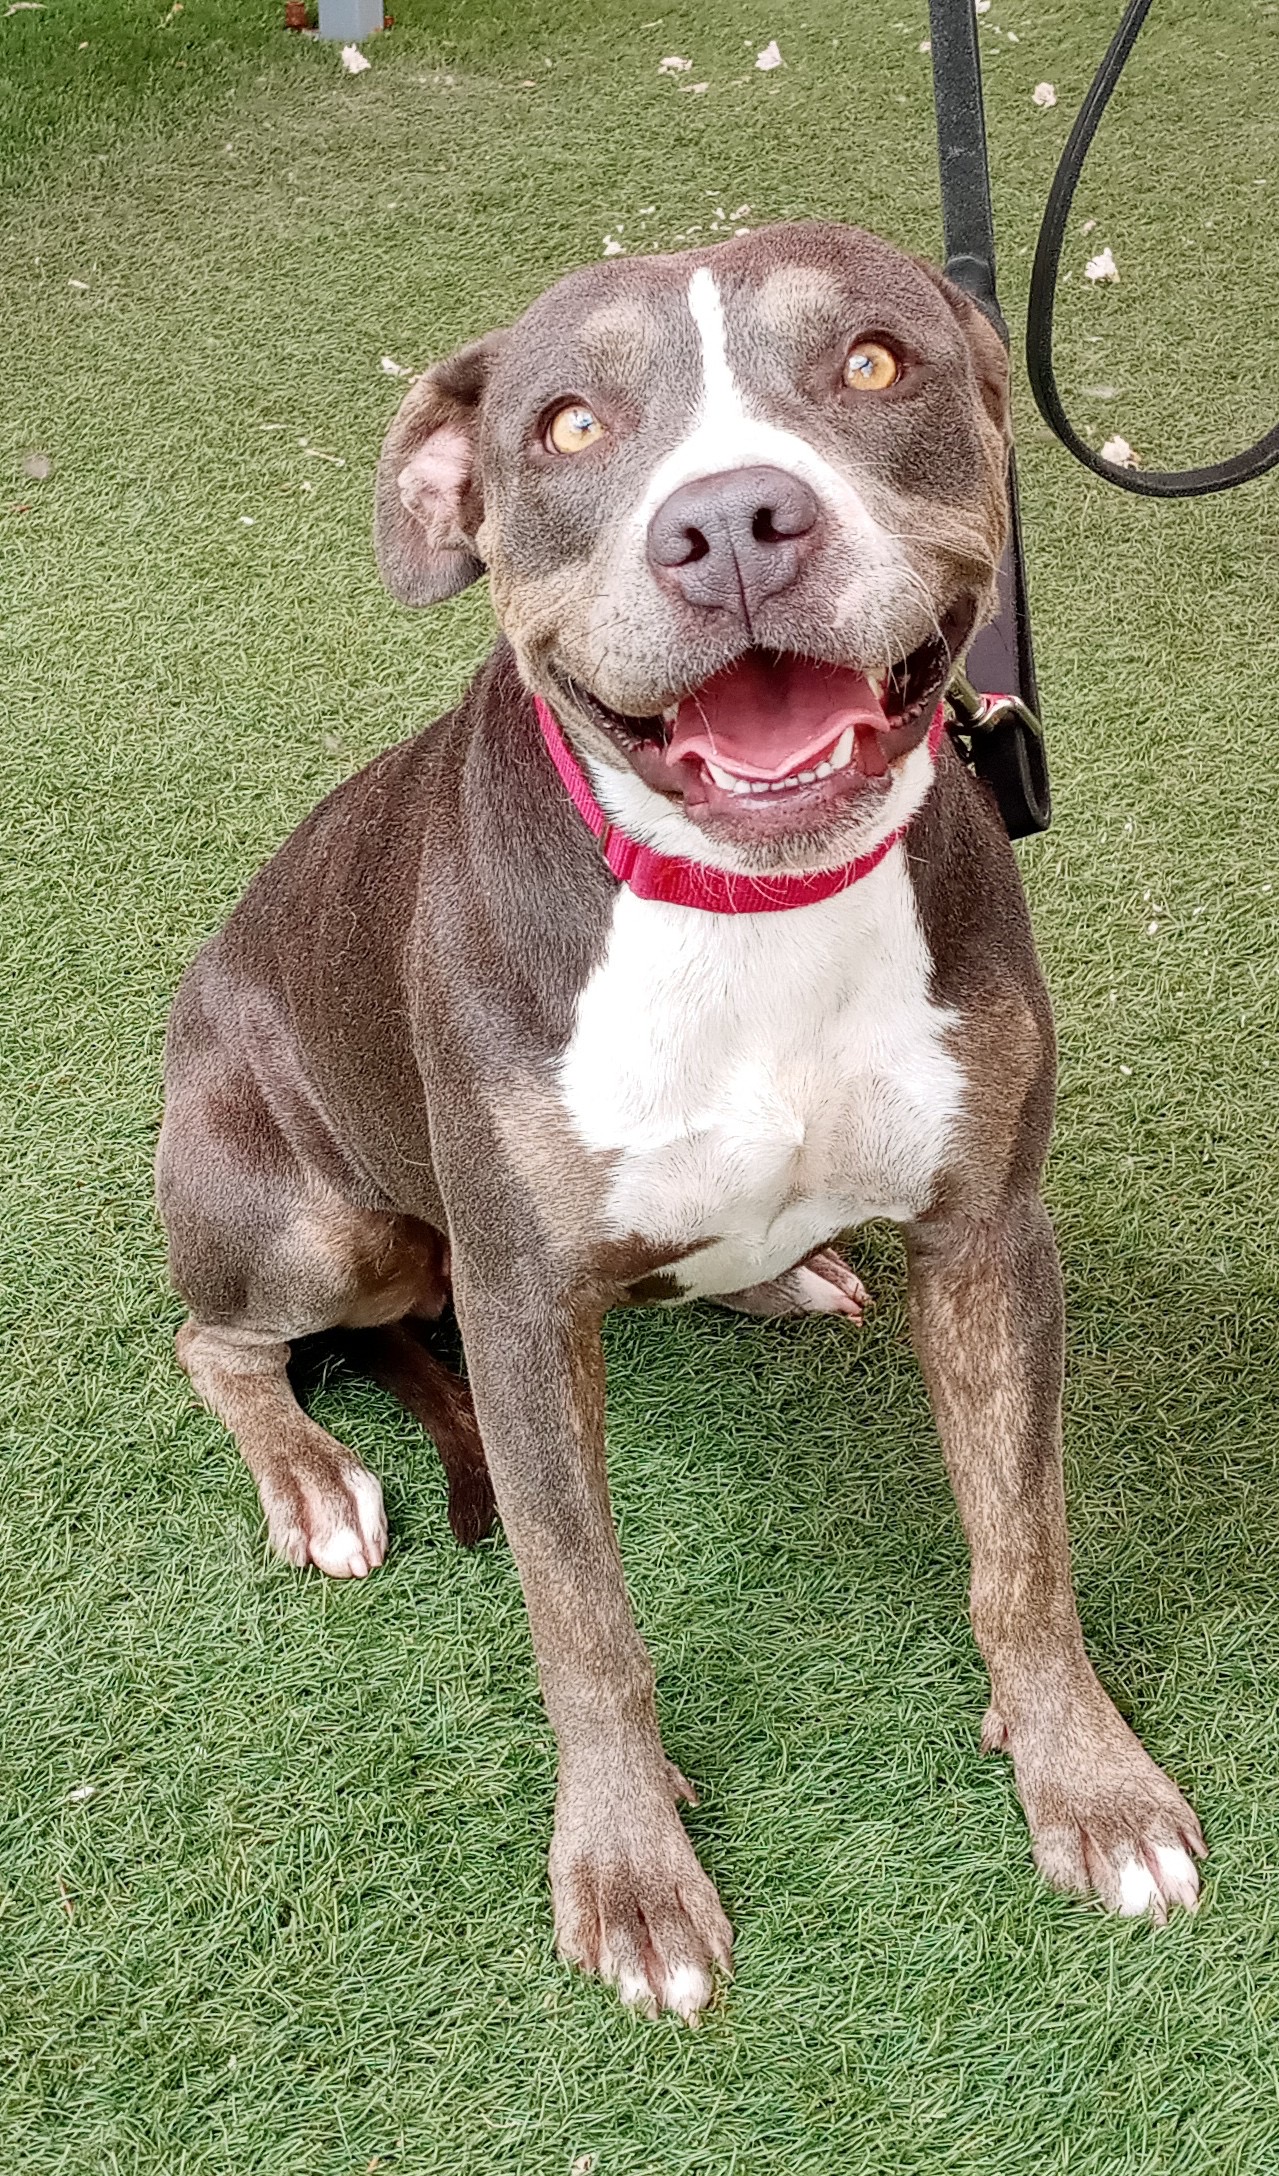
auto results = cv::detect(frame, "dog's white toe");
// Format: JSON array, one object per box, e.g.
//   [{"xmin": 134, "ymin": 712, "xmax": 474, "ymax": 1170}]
[
  {"xmin": 1150, "ymin": 1843, "xmax": 1200, "ymax": 1912},
  {"xmin": 663, "ymin": 1962, "xmax": 713, "ymax": 2022},
  {"xmin": 1116, "ymin": 1856, "xmax": 1162, "ymax": 1917}
]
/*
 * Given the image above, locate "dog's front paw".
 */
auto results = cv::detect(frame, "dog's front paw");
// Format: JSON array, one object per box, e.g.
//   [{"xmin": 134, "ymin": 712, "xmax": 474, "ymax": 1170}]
[
  {"xmin": 550, "ymin": 1785, "xmax": 732, "ymax": 2022},
  {"xmin": 987, "ymin": 1700, "xmax": 1205, "ymax": 1924}
]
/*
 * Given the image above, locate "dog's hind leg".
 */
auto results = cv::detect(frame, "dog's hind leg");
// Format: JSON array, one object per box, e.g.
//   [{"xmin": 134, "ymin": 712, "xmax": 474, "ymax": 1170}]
[
  {"xmin": 159, "ymin": 1042, "xmax": 454, "ymax": 1576},
  {"xmin": 346, "ymin": 1322, "xmax": 496, "ymax": 1548},
  {"xmin": 177, "ymin": 1320, "xmax": 389, "ymax": 1577},
  {"xmin": 718, "ymin": 1244, "xmax": 871, "ymax": 1322}
]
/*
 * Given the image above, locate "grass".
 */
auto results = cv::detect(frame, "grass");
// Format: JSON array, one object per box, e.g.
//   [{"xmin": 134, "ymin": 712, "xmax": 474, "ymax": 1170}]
[{"xmin": 2, "ymin": 0, "xmax": 1279, "ymax": 2167}]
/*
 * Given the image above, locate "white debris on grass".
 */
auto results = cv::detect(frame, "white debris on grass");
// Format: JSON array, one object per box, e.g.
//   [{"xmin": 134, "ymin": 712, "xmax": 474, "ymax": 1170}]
[
  {"xmin": 756, "ymin": 39, "xmax": 783, "ymax": 69},
  {"xmin": 380, "ymin": 356, "xmax": 413, "ymax": 377},
  {"xmin": 602, "ymin": 236, "xmax": 623, "ymax": 255},
  {"xmin": 1100, "ymin": 433, "xmax": 1139, "ymax": 467},
  {"xmin": 1085, "ymin": 244, "xmax": 1119, "ymax": 282},
  {"xmin": 1032, "ymin": 81, "xmax": 1057, "ymax": 107},
  {"xmin": 340, "ymin": 43, "xmax": 371, "ymax": 74},
  {"xmin": 1082, "ymin": 216, "xmax": 1098, "ymax": 233},
  {"xmin": 1082, "ymin": 383, "xmax": 1118, "ymax": 399},
  {"xmin": 918, "ymin": 37, "xmax": 931, "ymax": 51},
  {"xmin": 67, "ymin": 1784, "xmax": 96, "ymax": 1802},
  {"xmin": 658, "ymin": 54, "xmax": 691, "ymax": 72}
]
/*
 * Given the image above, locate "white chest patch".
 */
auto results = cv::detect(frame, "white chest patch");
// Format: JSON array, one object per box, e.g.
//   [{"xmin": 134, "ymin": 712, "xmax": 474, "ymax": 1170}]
[{"xmin": 557, "ymin": 847, "xmax": 966, "ymax": 1298}]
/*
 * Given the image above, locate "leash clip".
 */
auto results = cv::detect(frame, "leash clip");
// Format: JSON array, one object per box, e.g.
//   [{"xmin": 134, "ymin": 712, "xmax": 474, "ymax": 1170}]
[{"xmin": 944, "ymin": 669, "xmax": 1052, "ymax": 837}]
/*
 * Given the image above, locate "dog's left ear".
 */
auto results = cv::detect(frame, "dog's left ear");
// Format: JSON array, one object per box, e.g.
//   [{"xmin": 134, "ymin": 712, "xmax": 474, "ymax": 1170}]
[
  {"xmin": 916, "ymin": 263, "xmax": 1011, "ymax": 438},
  {"xmin": 374, "ymin": 331, "xmax": 508, "ymax": 606}
]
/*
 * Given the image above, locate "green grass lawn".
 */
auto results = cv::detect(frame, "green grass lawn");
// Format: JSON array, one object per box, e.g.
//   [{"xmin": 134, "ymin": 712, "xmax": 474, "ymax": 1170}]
[{"xmin": 3, "ymin": 0, "xmax": 1279, "ymax": 2167}]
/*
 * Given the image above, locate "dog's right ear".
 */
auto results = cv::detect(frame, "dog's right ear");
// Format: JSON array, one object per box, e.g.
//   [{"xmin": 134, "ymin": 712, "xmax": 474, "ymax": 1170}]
[{"xmin": 373, "ymin": 332, "xmax": 507, "ymax": 606}]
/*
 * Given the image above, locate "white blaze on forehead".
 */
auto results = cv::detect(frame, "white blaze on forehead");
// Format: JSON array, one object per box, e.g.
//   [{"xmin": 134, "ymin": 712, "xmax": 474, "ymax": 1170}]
[
  {"xmin": 687, "ymin": 263, "xmax": 736, "ymax": 412},
  {"xmin": 618, "ymin": 266, "xmax": 910, "ymax": 607}
]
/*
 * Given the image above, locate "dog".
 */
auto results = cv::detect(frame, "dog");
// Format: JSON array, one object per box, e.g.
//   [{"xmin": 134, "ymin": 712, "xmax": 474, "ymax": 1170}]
[{"xmin": 156, "ymin": 221, "xmax": 1203, "ymax": 2020}]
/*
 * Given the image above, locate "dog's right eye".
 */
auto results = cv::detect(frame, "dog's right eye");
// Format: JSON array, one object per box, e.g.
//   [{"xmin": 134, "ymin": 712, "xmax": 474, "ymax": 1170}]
[{"xmin": 545, "ymin": 402, "xmax": 604, "ymax": 455}]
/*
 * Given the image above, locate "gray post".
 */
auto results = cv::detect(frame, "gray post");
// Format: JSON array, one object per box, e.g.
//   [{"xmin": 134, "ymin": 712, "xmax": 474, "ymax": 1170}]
[{"xmin": 318, "ymin": 0, "xmax": 383, "ymax": 41}]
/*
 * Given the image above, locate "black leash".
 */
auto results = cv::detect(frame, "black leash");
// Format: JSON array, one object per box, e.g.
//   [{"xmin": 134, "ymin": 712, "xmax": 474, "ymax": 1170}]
[
  {"xmin": 927, "ymin": 0, "xmax": 1052, "ymax": 838},
  {"xmin": 1026, "ymin": 0, "xmax": 1279, "ymax": 498}
]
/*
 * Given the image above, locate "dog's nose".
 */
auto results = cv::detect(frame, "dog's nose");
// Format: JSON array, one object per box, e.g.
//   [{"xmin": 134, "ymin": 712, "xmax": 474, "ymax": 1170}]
[{"xmin": 646, "ymin": 465, "xmax": 820, "ymax": 620}]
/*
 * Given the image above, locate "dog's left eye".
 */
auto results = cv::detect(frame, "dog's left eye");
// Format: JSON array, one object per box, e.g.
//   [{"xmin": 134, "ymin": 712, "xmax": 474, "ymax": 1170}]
[
  {"xmin": 842, "ymin": 341, "xmax": 900, "ymax": 392},
  {"xmin": 545, "ymin": 402, "xmax": 605, "ymax": 454}
]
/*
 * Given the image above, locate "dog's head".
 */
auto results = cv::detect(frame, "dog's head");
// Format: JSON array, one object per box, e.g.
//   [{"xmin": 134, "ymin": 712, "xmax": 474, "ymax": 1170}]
[{"xmin": 375, "ymin": 222, "xmax": 1010, "ymax": 870}]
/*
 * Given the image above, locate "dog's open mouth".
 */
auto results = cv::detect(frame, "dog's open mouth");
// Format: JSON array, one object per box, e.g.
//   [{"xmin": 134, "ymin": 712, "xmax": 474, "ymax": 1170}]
[{"xmin": 563, "ymin": 610, "xmax": 972, "ymax": 836}]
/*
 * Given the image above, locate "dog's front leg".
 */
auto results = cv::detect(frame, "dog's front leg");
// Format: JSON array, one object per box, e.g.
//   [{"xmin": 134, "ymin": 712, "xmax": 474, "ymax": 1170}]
[
  {"xmin": 907, "ymin": 1197, "xmax": 1204, "ymax": 1921},
  {"xmin": 451, "ymin": 1251, "xmax": 731, "ymax": 2020}
]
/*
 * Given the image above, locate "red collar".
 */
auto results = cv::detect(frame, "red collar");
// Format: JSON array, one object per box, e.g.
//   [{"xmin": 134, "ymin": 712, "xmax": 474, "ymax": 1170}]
[{"xmin": 533, "ymin": 694, "xmax": 947, "ymax": 914}]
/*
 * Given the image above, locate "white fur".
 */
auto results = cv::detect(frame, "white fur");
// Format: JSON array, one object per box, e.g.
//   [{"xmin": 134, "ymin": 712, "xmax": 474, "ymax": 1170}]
[
  {"xmin": 1116, "ymin": 1857, "xmax": 1161, "ymax": 1917},
  {"xmin": 558, "ymin": 845, "xmax": 964, "ymax": 1298},
  {"xmin": 663, "ymin": 1962, "xmax": 712, "ymax": 2020},
  {"xmin": 301, "ymin": 1465, "xmax": 387, "ymax": 1579},
  {"xmin": 1151, "ymin": 1844, "xmax": 1199, "ymax": 1910}
]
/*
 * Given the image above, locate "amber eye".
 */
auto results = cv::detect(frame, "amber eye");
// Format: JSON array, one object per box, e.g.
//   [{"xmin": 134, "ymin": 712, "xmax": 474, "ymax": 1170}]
[
  {"xmin": 545, "ymin": 401, "xmax": 605, "ymax": 454},
  {"xmin": 842, "ymin": 340, "xmax": 900, "ymax": 392}
]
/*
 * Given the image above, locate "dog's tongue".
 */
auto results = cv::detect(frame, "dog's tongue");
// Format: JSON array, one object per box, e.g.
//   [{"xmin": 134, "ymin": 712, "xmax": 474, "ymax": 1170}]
[{"xmin": 665, "ymin": 653, "xmax": 890, "ymax": 782}]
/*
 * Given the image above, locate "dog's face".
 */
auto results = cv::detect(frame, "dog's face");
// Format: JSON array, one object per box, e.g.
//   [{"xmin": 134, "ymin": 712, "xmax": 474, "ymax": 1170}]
[{"xmin": 375, "ymin": 222, "xmax": 1010, "ymax": 869}]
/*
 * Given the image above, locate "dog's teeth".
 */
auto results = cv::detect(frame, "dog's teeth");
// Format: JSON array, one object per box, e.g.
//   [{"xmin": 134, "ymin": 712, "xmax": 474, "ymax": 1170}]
[
  {"xmin": 705, "ymin": 760, "xmax": 736, "ymax": 790},
  {"xmin": 813, "ymin": 760, "xmax": 833, "ymax": 779},
  {"xmin": 868, "ymin": 672, "xmax": 886, "ymax": 698},
  {"xmin": 733, "ymin": 779, "xmax": 754, "ymax": 796},
  {"xmin": 796, "ymin": 769, "xmax": 817, "ymax": 784},
  {"xmin": 830, "ymin": 727, "xmax": 856, "ymax": 771},
  {"xmin": 769, "ymin": 779, "xmax": 788, "ymax": 792},
  {"xmin": 662, "ymin": 704, "xmax": 679, "ymax": 725}
]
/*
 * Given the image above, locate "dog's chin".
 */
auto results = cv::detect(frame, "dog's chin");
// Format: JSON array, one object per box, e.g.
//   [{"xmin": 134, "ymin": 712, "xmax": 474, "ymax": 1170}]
[{"xmin": 554, "ymin": 611, "xmax": 973, "ymax": 849}]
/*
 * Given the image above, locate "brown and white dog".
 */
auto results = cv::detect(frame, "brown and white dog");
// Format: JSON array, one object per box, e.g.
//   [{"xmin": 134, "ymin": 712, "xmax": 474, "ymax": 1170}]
[{"xmin": 157, "ymin": 222, "xmax": 1203, "ymax": 2020}]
